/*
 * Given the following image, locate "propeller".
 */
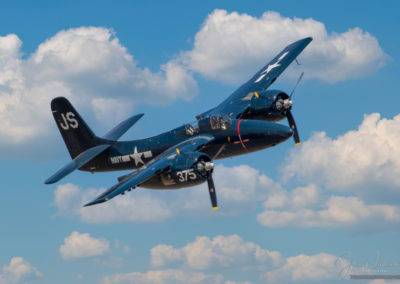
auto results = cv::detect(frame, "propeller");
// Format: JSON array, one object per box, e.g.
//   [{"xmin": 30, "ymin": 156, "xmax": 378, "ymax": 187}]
[
  {"xmin": 207, "ymin": 173, "xmax": 218, "ymax": 210},
  {"xmin": 196, "ymin": 159, "xmax": 218, "ymax": 210},
  {"xmin": 204, "ymin": 145, "xmax": 226, "ymax": 210},
  {"xmin": 286, "ymin": 109, "xmax": 300, "ymax": 145},
  {"xmin": 180, "ymin": 145, "xmax": 225, "ymax": 210}
]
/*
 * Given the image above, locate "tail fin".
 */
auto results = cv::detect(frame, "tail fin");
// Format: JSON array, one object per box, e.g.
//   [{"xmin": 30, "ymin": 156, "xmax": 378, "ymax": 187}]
[{"xmin": 51, "ymin": 97, "xmax": 99, "ymax": 158}]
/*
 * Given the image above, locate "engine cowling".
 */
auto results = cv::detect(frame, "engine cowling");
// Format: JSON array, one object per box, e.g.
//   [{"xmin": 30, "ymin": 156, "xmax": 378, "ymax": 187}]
[
  {"xmin": 140, "ymin": 152, "xmax": 213, "ymax": 189},
  {"xmin": 242, "ymin": 90, "xmax": 291, "ymax": 122}
]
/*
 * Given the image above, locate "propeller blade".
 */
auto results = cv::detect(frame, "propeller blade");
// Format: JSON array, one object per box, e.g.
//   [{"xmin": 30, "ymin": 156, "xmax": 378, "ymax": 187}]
[
  {"xmin": 207, "ymin": 174, "xmax": 218, "ymax": 210},
  {"xmin": 287, "ymin": 110, "xmax": 301, "ymax": 146},
  {"xmin": 289, "ymin": 71, "xmax": 304, "ymax": 99}
]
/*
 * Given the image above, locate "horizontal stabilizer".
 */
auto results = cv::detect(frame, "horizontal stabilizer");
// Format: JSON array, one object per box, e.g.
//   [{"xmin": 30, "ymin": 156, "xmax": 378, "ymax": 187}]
[
  {"xmin": 45, "ymin": 144, "xmax": 110, "ymax": 184},
  {"xmin": 103, "ymin": 113, "xmax": 144, "ymax": 141}
]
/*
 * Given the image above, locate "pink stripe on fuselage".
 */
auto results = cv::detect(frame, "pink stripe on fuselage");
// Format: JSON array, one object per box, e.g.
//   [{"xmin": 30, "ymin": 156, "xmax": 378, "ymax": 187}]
[{"xmin": 237, "ymin": 119, "xmax": 249, "ymax": 153}]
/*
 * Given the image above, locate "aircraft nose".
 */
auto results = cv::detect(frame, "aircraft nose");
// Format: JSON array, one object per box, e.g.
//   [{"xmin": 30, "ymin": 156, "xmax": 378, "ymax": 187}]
[{"xmin": 238, "ymin": 120, "xmax": 293, "ymax": 143}]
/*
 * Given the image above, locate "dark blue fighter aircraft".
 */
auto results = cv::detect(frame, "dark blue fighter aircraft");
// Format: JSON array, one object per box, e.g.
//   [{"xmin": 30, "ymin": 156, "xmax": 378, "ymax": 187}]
[{"xmin": 45, "ymin": 37, "xmax": 312, "ymax": 209}]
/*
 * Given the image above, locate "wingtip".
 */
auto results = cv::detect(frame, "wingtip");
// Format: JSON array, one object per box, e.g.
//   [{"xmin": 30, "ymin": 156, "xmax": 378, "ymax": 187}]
[
  {"xmin": 83, "ymin": 201, "xmax": 95, "ymax": 207},
  {"xmin": 83, "ymin": 198, "xmax": 106, "ymax": 207}
]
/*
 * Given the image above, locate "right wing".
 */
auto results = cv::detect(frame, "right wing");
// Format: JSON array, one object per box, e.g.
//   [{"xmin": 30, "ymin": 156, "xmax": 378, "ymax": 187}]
[{"xmin": 84, "ymin": 134, "xmax": 215, "ymax": 207}]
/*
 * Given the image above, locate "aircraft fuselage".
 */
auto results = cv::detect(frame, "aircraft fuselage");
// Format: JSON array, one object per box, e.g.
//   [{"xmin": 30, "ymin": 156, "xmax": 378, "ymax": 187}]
[{"xmin": 82, "ymin": 118, "xmax": 293, "ymax": 174}]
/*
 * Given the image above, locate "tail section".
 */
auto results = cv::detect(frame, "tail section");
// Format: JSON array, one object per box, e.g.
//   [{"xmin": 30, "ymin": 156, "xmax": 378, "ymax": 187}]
[
  {"xmin": 51, "ymin": 97, "xmax": 99, "ymax": 158},
  {"xmin": 46, "ymin": 97, "xmax": 145, "ymax": 184}
]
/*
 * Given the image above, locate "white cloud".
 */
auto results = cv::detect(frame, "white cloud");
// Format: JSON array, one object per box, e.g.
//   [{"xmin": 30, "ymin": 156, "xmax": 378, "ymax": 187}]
[
  {"xmin": 283, "ymin": 113, "xmax": 400, "ymax": 202},
  {"xmin": 0, "ymin": 27, "xmax": 196, "ymax": 154},
  {"xmin": 59, "ymin": 231, "xmax": 110, "ymax": 260},
  {"xmin": 53, "ymin": 161, "xmax": 400, "ymax": 230},
  {"xmin": 101, "ymin": 269, "xmax": 223, "ymax": 284},
  {"xmin": 53, "ymin": 183, "xmax": 173, "ymax": 223},
  {"xmin": 263, "ymin": 253, "xmax": 345, "ymax": 283},
  {"xmin": 0, "ymin": 257, "xmax": 41, "ymax": 284},
  {"xmin": 54, "ymin": 159, "xmax": 400, "ymax": 230},
  {"xmin": 257, "ymin": 185, "xmax": 400, "ymax": 229},
  {"xmin": 178, "ymin": 164, "xmax": 283, "ymax": 215},
  {"xmin": 104, "ymin": 235, "xmax": 347, "ymax": 284},
  {"xmin": 52, "ymin": 164, "xmax": 280, "ymax": 223},
  {"xmin": 181, "ymin": 9, "xmax": 385, "ymax": 83},
  {"xmin": 150, "ymin": 235, "xmax": 282, "ymax": 270}
]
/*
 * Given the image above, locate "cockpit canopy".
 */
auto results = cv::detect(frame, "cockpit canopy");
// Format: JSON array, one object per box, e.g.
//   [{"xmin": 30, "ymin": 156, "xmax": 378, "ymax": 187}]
[
  {"xmin": 185, "ymin": 114, "xmax": 232, "ymax": 136},
  {"xmin": 209, "ymin": 114, "xmax": 232, "ymax": 130}
]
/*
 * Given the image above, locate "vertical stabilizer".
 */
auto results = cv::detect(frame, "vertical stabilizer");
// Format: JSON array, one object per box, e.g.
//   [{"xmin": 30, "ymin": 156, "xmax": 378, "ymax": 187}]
[{"xmin": 51, "ymin": 97, "xmax": 98, "ymax": 158}]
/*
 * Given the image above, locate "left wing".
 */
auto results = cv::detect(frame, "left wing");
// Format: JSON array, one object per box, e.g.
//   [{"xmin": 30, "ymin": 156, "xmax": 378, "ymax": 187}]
[
  {"xmin": 229, "ymin": 37, "xmax": 312, "ymax": 101},
  {"xmin": 197, "ymin": 37, "xmax": 312, "ymax": 119},
  {"xmin": 83, "ymin": 135, "xmax": 215, "ymax": 207}
]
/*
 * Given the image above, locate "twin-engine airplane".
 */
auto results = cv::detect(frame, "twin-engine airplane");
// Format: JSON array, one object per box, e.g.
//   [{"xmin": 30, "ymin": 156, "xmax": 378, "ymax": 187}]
[{"xmin": 45, "ymin": 37, "xmax": 312, "ymax": 209}]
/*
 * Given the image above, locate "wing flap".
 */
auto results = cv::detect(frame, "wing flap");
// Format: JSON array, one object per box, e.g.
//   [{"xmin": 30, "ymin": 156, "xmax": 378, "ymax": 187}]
[
  {"xmin": 44, "ymin": 144, "xmax": 110, "ymax": 184},
  {"xmin": 84, "ymin": 159, "xmax": 169, "ymax": 206}
]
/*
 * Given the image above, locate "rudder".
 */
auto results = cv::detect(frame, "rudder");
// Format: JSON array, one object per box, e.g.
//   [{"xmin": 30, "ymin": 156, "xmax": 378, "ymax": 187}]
[{"xmin": 51, "ymin": 97, "xmax": 99, "ymax": 158}]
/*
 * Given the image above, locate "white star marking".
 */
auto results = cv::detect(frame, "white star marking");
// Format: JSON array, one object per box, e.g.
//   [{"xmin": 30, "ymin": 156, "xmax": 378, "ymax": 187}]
[
  {"xmin": 130, "ymin": 146, "xmax": 144, "ymax": 166},
  {"xmin": 254, "ymin": 51, "xmax": 289, "ymax": 83}
]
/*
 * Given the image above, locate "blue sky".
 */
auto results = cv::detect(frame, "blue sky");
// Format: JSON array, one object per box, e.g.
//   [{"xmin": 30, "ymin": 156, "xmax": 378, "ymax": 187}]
[{"xmin": 0, "ymin": 1, "xmax": 400, "ymax": 283}]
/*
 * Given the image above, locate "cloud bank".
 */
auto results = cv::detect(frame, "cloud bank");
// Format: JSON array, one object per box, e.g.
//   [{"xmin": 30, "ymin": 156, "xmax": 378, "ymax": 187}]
[
  {"xmin": 0, "ymin": 27, "xmax": 196, "ymax": 154},
  {"xmin": 102, "ymin": 234, "xmax": 348, "ymax": 284},
  {"xmin": 283, "ymin": 113, "xmax": 400, "ymax": 203},
  {"xmin": 181, "ymin": 9, "xmax": 386, "ymax": 84},
  {"xmin": 53, "ymin": 164, "xmax": 280, "ymax": 223},
  {"xmin": 0, "ymin": 11, "xmax": 386, "ymax": 156}
]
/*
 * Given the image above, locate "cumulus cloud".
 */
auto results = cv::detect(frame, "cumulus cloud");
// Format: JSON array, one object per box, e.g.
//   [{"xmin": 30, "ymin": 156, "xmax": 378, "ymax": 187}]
[
  {"xmin": 53, "ymin": 183, "xmax": 173, "ymax": 223},
  {"xmin": 0, "ymin": 257, "xmax": 41, "ymax": 283},
  {"xmin": 53, "ymin": 161, "xmax": 400, "ymax": 230},
  {"xmin": 179, "ymin": 164, "xmax": 283, "ymax": 215},
  {"xmin": 257, "ymin": 185, "xmax": 400, "ymax": 229},
  {"xmin": 0, "ymin": 27, "xmax": 196, "ymax": 155},
  {"xmin": 150, "ymin": 235, "xmax": 282, "ymax": 270},
  {"xmin": 283, "ymin": 113, "xmax": 400, "ymax": 203},
  {"xmin": 103, "ymin": 235, "xmax": 346, "ymax": 284},
  {"xmin": 59, "ymin": 231, "xmax": 110, "ymax": 259},
  {"xmin": 263, "ymin": 253, "xmax": 345, "ymax": 283},
  {"xmin": 101, "ymin": 269, "xmax": 223, "ymax": 284},
  {"xmin": 181, "ymin": 9, "xmax": 385, "ymax": 83},
  {"xmin": 52, "ymin": 164, "xmax": 281, "ymax": 223}
]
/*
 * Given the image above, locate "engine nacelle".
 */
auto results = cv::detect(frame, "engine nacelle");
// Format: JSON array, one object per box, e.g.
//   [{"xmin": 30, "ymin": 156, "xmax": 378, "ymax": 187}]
[
  {"xmin": 140, "ymin": 152, "xmax": 213, "ymax": 189},
  {"xmin": 241, "ymin": 90, "xmax": 290, "ymax": 122}
]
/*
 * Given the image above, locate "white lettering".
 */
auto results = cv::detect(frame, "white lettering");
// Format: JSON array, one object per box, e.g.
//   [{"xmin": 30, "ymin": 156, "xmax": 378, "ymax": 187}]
[
  {"xmin": 59, "ymin": 112, "xmax": 79, "ymax": 130},
  {"xmin": 176, "ymin": 169, "xmax": 197, "ymax": 182}
]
